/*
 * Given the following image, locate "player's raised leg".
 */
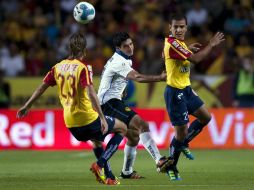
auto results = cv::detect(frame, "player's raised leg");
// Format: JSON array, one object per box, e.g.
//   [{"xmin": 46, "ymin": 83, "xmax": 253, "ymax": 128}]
[
  {"xmin": 90, "ymin": 118, "xmax": 127, "ymax": 185},
  {"xmin": 185, "ymin": 105, "xmax": 211, "ymax": 145},
  {"xmin": 92, "ymin": 140, "xmax": 120, "ymax": 184}
]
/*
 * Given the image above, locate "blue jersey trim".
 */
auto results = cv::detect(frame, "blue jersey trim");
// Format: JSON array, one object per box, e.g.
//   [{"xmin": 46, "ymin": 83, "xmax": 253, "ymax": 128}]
[{"xmin": 115, "ymin": 50, "xmax": 131, "ymax": 60}]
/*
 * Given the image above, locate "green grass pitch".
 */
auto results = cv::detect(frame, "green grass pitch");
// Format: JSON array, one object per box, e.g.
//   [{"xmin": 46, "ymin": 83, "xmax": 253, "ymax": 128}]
[{"xmin": 0, "ymin": 150, "xmax": 253, "ymax": 190}]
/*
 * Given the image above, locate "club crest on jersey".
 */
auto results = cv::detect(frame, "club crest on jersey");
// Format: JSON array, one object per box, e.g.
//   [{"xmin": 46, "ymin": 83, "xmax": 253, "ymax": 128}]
[{"xmin": 125, "ymin": 107, "xmax": 131, "ymax": 111}]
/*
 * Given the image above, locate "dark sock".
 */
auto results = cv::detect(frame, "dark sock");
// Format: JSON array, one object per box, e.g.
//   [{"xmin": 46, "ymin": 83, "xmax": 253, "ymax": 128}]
[
  {"xmin": 166, "ymin": 137, "xmax": 182, "ymax": 171},
  {"xmin": 93, "ymin": 147, "xmax": 114, "ymax": 179},
  {"xmin": 184, "ymin": 119, "xmax": 205, "ymax": 145},
  {"xmin": 97, "ymin": 134, "xmax": 123, "ymax": 168},
  {"xmin": 93, "ymin": 147, "xmax": 104, "ymax": 159},
  {"xmin": 170, "ymin": 137, "xmax": 181, "ymax": 166},
  {"xmin": 169, "ymin": 137, "xmax": 183, "ymax": 160}
]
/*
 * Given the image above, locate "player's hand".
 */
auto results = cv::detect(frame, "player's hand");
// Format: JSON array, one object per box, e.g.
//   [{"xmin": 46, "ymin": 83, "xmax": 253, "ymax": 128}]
[
  {"xmin": 160, "ymin": 70, "xmax": 167, "ymax": 81},
  {"xmin": 100, "ymin": 117, "xmax": 108, "ymax": 135},
  {"xmin": 17, "ymin": 106, "xmax": 29, "ymax": 118},
  {"xmin": 209, "ymin": 32, "xmax": 225, "ymax": 48},
  {"xmin": 188, "ymin": 43, "xmax": 202, "ymax": 53}
]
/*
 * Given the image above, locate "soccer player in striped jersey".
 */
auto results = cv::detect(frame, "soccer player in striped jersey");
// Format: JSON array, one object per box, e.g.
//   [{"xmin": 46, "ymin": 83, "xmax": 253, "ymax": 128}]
[
  {"xmin": 17, "ymin": 33, "xmax": 127, "ymax": 185},
  {"xmin": 163, "ymin": 13, "xmax": 225, "ymax": 180}
]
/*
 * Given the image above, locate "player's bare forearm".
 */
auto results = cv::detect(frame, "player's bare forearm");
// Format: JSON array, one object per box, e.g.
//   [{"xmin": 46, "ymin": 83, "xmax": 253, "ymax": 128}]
[
  {"xmin": 188, "ymin": 32, "xmax": 225, "ymax": 63},
  {"xmin": 87, "ymin": 85, "xmax": 105, "ymax": 119},
  {"xmin": 134, "ymin": 74, "xmax": 163, "ymax": 83},
  {"xmin": 126, "ymin": 70, "xmax": 166, "ymax": 83},
  {"xmin": 24, "ymin": 83, "xmax": 49, "ymax": 109},
  {"xmin": 17, "ymin": 83, "xmax": 49, "ymax": 118},
  {"xmin": 188, "ymin": 44, "xmax": 212, "ymax": 63}
]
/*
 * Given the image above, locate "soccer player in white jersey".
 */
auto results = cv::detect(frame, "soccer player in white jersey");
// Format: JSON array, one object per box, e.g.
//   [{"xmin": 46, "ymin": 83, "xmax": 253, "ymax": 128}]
[{"xmin": 94, "ymin": 32, "xmax": 172, "ymax": 180}]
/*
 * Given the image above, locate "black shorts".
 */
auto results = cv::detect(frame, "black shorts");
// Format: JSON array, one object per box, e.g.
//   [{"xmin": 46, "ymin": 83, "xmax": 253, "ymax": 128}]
[
  {"xmin": 101, "ymin": 98, "xmax": 137, "ymax": 127},
  {"xmin": 68, "ymin": 116, "xmax": 115, "ymax": 142},
  {"xmin": 164, "ymin": 85, "xmax": 204, "ymax": 126}
]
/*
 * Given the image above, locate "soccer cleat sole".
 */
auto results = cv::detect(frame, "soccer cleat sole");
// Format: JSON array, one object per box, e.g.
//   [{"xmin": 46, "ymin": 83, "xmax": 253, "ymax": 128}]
[
  {"xmin": 157, "ymin": 158, "xmax": 174, "ymax": 173},
  {"xmin": 119, "ymin": 171, "xmax": 145, "ymax": 179},
  {"xmin": 167, "ymin": 170, "xmax": 182, "ymax": 181}
]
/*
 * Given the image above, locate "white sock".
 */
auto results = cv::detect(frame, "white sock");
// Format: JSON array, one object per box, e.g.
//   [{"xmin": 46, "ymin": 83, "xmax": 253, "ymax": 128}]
[
  {"xmin": 140, "ymin": 132, "xmax": 162, "ymax": 164},
  {"xmin": 122, "ymin": 144, "xmax": 137, "ymax": 175}
]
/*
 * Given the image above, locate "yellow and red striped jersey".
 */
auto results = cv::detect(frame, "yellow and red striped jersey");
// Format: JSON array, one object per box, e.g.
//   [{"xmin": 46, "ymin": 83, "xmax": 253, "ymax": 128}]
[
  {"xmin": 163, "ymin": 36, "xmax": 193, "ymax": 89},
  {"xmin": 43, "ymin": 59, "xmax": 98, "ymax": 128}
]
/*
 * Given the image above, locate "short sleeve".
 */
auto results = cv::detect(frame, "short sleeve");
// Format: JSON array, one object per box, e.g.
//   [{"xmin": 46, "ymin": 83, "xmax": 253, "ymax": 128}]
[
  {"xmin": 115, "ymin": 61, "xmax": 133, "ymax": 78},
  {"xmin": 80, "ymin": 65, "xmax": 93, "ymax": 88},
  {"xmin": 43, "ymin": 67, "xmax": 56, "ymax": 86},
  {"xmin": 168, "ymin": 37, "xmax": 192, "ymax": 60}
]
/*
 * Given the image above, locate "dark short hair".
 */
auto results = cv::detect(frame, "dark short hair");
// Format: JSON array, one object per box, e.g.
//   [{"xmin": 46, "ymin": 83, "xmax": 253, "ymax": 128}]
[
  {"xmin": 169, "ymin": 13, "xmax": 187, "ymax": 25},
  {"xmin": 69, "ymin": 33, "xmax": 87, "ymax": 57},
  {"xmin": 112, "ymin": 32, "xmax": 130, "ymax": 47}
]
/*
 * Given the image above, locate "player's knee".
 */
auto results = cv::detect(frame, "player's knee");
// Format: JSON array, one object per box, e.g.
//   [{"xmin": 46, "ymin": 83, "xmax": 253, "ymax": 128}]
[
  {"xmin": 205, "ymin": 113, "xmax": 212, "ymax": 124},
  {"xmin": 200, "ymin": 113, "xmax": 212, "ymax": 126},
  {"xmin": 126, "ymin": 137, "xmax": 140, "ymax": 146},
  {"xmin": 129, "ymin": 115, "xmax": 149, "ymax": 132},
  {"xmin": 140, "ymin": 120, "xmax": 149, "ymax": 133},
  {"xmin": 134, "ymin": 116, "xmax": 149, "ymax": 133},
  {"xmin": 131, "ymin": 130, "xmax": 140, "ymax": 144},
  {"xmin": 92, "ymin": 140, "xmax": 103, "ymax": 148}
]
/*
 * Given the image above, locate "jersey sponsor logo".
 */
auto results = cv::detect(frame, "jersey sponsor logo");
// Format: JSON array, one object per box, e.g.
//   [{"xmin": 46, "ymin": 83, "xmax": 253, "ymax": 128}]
[
  {"xmin": 180, "ymin": 66, "xmax": 190, "ymax": 73},
  {"xmin": 172, "ymin": 40, "xmax": 190, "ymax": 55}
]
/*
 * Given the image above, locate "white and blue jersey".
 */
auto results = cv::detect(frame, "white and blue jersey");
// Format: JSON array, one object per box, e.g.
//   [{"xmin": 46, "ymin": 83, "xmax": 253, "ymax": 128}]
[{"xmin": 98, "ymin": 51, "xmax": 133, "ymax": 104}]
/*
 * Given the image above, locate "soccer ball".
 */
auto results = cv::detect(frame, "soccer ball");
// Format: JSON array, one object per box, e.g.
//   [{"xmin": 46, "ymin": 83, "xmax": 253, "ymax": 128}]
[{"xmin": 73, "ymin": 2, "xmax": 95, "ymax": 24}]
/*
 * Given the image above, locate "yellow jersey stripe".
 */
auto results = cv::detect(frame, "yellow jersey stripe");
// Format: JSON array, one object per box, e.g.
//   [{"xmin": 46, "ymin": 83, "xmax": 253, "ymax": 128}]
[
  {"xmin": 176, "ymin": 39, "xmax": 192, "ymax": 54},
  {"xmin": 83, "ymin": 65, "xmax": 90, "ymax": 85},
  {"xmin": 170, "ymin": 45, "xmax": 187, "ymax": 59}
]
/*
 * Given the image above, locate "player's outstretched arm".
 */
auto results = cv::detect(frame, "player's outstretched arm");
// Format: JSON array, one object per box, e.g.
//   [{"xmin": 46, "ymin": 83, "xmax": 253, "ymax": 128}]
[
  {"xmin": 188, "ymin": 32, "xmax": 225, "ymax": 63},
  {"xmin": 126, "ymin": 70, "xmax": 166, "ymax": 83},
  {"xmin": 17, "ymin": 83, "xmax": 50, "ymax": 118},
  {"xmin": 86, "ymin": 85, "xmax": 108, "ymax": 135}
]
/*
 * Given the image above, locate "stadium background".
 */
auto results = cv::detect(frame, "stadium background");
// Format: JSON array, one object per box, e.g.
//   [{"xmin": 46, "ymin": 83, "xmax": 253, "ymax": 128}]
[
  {"xmin": 1, "ymin": 0, "xmax": 254, "ymax": 149},
  {"xmin": 1, "ymin": 1, "xmax": 254, "ymax": 190}
]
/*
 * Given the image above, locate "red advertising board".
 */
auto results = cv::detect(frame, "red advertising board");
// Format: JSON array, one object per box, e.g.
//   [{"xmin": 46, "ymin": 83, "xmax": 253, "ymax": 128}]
[{"xmin": 1, "ymin": 109, "xmax": 254, "ymax": 149}]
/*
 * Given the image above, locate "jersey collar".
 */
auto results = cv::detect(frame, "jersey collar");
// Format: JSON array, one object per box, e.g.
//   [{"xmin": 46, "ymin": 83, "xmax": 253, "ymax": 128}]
[
  {"xmin": 169, "ymin": 34, "xmax": 184, "ymax": 42},
  {"xmin": 115, "ymin": 49, "xmax": 131, "ymax": 60}
]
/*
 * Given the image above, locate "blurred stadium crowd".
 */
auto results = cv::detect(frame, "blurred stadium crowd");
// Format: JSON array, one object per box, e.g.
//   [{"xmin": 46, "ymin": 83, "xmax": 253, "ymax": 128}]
[{"xmin": 0, "ymin": 0, "xmax": 254, "ymax": 107}]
